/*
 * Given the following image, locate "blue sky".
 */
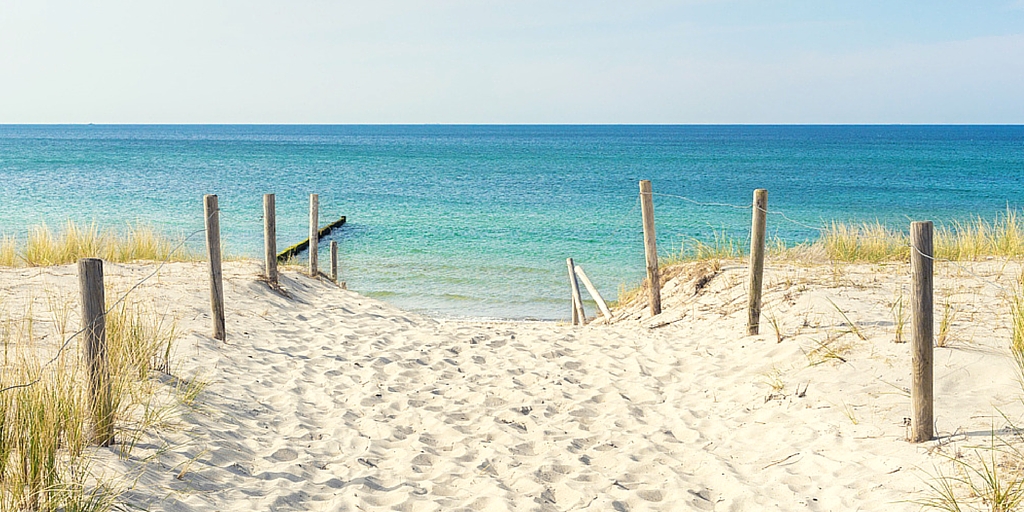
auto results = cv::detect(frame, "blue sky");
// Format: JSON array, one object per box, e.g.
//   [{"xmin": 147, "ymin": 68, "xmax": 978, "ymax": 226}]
[{"xmin": 1, "ymin": 1, "xmax": 1022, "ymax": 123}]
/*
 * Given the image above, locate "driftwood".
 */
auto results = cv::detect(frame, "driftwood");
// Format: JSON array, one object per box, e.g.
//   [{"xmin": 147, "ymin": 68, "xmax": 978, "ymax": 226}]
[{"xmin": 277, "ymin": 216, "xmax": 346, "ymax": 262}]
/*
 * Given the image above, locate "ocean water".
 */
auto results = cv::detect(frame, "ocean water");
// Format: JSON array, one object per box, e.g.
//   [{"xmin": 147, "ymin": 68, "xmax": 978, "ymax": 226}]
[{"xmin": 1, "ymin": 125, "xmax": 1022, "ymax": 320}]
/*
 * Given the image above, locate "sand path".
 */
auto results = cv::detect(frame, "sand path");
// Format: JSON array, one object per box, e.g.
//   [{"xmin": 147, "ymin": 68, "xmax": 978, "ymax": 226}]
[{"xmin": 5, "ymin": 259, "xmax": 1023, "ymax": 510}]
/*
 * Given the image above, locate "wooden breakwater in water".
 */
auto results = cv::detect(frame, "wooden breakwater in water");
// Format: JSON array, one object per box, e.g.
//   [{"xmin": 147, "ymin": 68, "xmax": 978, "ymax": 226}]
[{"xmin": 277, "ymin": 216, "xmax": 346, "ymax": 262}]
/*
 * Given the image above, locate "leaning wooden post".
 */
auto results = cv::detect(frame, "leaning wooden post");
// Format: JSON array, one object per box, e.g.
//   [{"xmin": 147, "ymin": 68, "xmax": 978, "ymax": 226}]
[
  {"xmin": 79, "ymin": 258, "xmax": 114, "ymax": 446},
  {"xmin": 263, "ymin": 193, "xmax": 277, "ymax": 285},
  {"xmin": 204, "ymin": 194, "xmax": 226, "ymax": 341},
  {"xmin": 330, "ymin": 240, "xmax": 339, "ymax": 283},
  {"xmin": 910, "ymin": 220, "xmax": 934, "ymax": 442},
  {"xmin": 567, "ymin": 258, "xmax": 587, "ymax": 325},
  {"xmin": 309, "ymin": 193, "xmax": 319, "ymax": 277},
  {"xmin": 639, "ymin": 180, "xmax": 661, "ymax": 316},
  {"xmin": 747, "ymin": 189, "xmax": 768, "ymax": 335},
  {"xmin": 574, "ymin": 265, "xmax": 613, "ymax": 320}
]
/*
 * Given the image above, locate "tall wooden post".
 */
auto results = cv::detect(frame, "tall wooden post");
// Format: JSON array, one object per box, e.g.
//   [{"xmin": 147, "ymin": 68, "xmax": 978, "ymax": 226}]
[
  {"xmin": 330, "ymin": 240, "xmax": 339, "ymax": 283},
  {"xmin": 264, "ymin": 193, "xmax": 277, "ymax": 285},
  {"xmin": 747, "ymin": 189, "xmax": 768, "ymax": 335},
  {"xmin": 309, "ymin": 193, "xmax": 319, "ymax": 277},
  {"xmin": 567, "ymin": 258, "xmax": 586, "ymax": 325},
  {"xmin": 910, "ymin": 220, "xmax": 934, "ymax": 442},
  {"xmin": 204, "ymin": 194, "xmax": 225, "ymax": 341},
  {"xmin": 79, "ymin": 258, "xmax": 114, "ymax": 446},
  {"xmin": 639, "ymin": 180, "xmax": 661, "ymax": 316}
]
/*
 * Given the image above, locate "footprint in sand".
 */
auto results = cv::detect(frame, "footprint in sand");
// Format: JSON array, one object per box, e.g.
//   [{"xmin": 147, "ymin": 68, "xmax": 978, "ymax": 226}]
[{"xmin": 270, "ymin": 448, "xmax": 298, "ymax": 462}]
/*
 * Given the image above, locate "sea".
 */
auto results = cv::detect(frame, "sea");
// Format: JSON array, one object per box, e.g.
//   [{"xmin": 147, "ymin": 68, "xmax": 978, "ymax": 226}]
[{"xmin": 1, "ymin": 125, "xmax": 1022, "ymax": 320}]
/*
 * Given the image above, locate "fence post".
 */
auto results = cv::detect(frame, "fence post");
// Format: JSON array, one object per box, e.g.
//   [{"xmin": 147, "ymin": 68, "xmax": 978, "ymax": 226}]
[
  {"xmin": 264, "ymin": 193, "xmax": 277, "ymax": 285},
  {"xmin": 639, "ymin": 180, "xmax": 661, "ymax": 316},
  {"xmin": 574, "ymin": 265, "xmax": 612, "ymax": 320},
  {"xmin": 204, "ymin": 194, "xmax": 226, "ymax": 341},
  {"xmin": 910, "ymin": 220, "xmax": 934, "ymax": 442},
  {"xmin": 309, "ymin": 193, "xmax": 319, "ymax": 277},
  {"xmin": 747, "ymin": 189, "xmax": 768, "ymax": 335},
  {"xmin": 79, "ymin": 258, "xmax": 114, "ymax": 446},
  {"xmin": 330, "ymin": 240, "xmax": 339, "ymax": 283},
  {"xmin": 567, "ymin": 257, "xmax": 586, "ymax": 325}
]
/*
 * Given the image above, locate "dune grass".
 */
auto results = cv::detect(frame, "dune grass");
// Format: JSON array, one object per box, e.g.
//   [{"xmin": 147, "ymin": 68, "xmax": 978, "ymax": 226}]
[
  {"xmin": 1, "ymin": 221, "xmax": 197, "ymax": 267},
  {"xmin": 0, "ymin": 288, "xmax": 181, "ymax": 511},
  {"xmin": 821, "ymin": 211, "xmax": 1024, "ymax": 263},
  {"xmin": 821, "ymin": 221, "xmax": 909, "ymax": 263},
  {"xmin": 662, "ymin": 230, "xmax": 744, "ymax": 266}
]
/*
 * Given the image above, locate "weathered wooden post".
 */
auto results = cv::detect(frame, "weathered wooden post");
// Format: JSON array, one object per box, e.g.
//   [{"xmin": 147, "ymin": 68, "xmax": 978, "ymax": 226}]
[
  {"xmin": 204, "ymin": 194, "xmax": 226, "ymax": 341},
  {"xmin": 747, "ymin": 189, "xmax": 768, "ymax": 335},
  {"xmin": 639, "ymin": 180, "xmax": 661, "ymax": 316},
  {"xmin": 574, "ymin": 265, "xmax": 612, "ymax": 320},
  {"xmin": 79, "ymin": 257, "xmax": 114, "ymax": 446},
  {"xmin": 910, "ymin": 220, "xmax": 934, "ymax": 442},
  {"xmin": 330, "ymin": 240, "xmax": 339, "ymax": 283},
  {"xmin": 309, "ymin": 193, "xmax": 319, "ymax": 277},
  {"xmin": 264, "ymin": 193, "xmax": 277, "ymax": 285},
  {"xmin": 567, "ymin": 258, "xmax": 586, "ymax": 325}
]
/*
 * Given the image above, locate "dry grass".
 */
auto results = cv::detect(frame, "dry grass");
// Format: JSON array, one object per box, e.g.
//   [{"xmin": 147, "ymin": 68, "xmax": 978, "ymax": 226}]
[
  {"xmin": 919, "ymin": 433, "xmax": 1024, "ymax": 512},
  {"xmin": 613, "ymin": 211, "xmax": 1024, "ymax": 311},
  {"xmin": 1012, "ymin": 271, "xmax": 1024, "ymax": 391},
  {"xmin": 937, "ymin": 211, "xmax": 1024, "ymax": 261},
  {"xmin": 918, "ymin": 268, "xmax": 1024, "ymax": 511},
  {"xmin": 0, "ymin": 287, "xmax": 182, "ymax": 511},
  {"xmin": 891, "ymin": 289, "xmax": 907, "ymax": 344},
  {"xmin": 0, "ymin": 236, "xmax": 16, "ymax": 267},
  {"xmin": 804, "ymin": 330, "xmax": 854, "ymax": 366},
  {"xmin": 1, "ymin": 221, "xmax": 196, "ymax": 267},
  {"xmin": 662, "ymin": 230, "xmax": 743, "ymax": 266},
  {"xmin": 822, "ymin": 221, "xmax": 910, "ymax": 263},
  {"xmin": 821, "ymin": 210, "xmax": 1024, "ymax": 263}
]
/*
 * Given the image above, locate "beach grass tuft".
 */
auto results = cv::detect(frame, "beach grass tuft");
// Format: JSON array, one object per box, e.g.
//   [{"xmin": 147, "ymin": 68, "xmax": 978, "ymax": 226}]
[
  {"xmin": 918, "ymin": 433, "xmax": 1024, "ymax": 512},
  {"xmin": 0, "ymin": 235, "xmax": 16, "ymax": 267},
  {"xmin": 661, "ymin": 230, "xmax": 744, "ymax": 266},
  {"xmin": 1012, "ymin": 271, "xmax": 1024, "ymax": 391},
  {"xmin": 821, "ymin": 210, "xmax": 1024, "ymax": 263},
  {"xmin": 822, "ymin": 221, "xmax": 909, "ymax": 263},
  {"xmin": 613, "ymin": 211, "xmax": 1024, "ymax": 311},
  {"xmin": 2, "ymin": 221, "xmax": 196, "ymax": 267},
  {"xmin": 0, "ymin": 286, "xmax": 182, "ymax": 510}
]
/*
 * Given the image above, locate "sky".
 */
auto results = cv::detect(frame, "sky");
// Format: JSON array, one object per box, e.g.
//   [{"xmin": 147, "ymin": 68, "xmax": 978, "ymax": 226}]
[{"xmin": 1, "ymin": 1, "xmax": 1022, "ymax": 124}]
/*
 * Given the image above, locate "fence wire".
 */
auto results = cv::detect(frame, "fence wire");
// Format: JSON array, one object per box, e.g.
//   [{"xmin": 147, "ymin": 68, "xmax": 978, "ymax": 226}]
[
  {"xmin": 910, "ymin": 241, "xmax": 1014, "ymax": 296},
  {"xmin": 647, "ymin": 190, "xmax": 1018, "ymax": 297}
]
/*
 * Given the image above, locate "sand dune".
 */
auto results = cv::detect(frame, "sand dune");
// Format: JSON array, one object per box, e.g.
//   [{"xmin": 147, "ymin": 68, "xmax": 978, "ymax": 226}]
[{"xmin": 3, "ymin": 258, "xmax": 1023, "ymax": 510}]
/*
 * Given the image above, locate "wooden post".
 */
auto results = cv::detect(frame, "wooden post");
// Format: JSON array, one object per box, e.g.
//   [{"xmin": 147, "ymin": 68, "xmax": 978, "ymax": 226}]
[
  {"xmin": 574, "ymin": 265, "xmax": 612, "ymax": 320},
  {"xmin": 204, "ymin": 194, "xmax": 225, "ymax": 341},
  {"xmin": 747, "ymin": 189, "xmax": 768, "ymax": 335},
  {"xmin": 567, "ymin": 258, "xmax": 587, "ymax": 325},
  {"xmin": 264, "ymin": 193, "xmax": 277, "ymax": 285},
  {"xmin": 79, "ymin": 258, "xmax": 113, "ymax": 446},
  {"xmin": 639, "ymin": 180, "xmax": 661, "ymax": 316},
  {"xmin": 309, "ymin": 193, "xmax": 319, "ymax": 276},
  {"xmin": 330, "ymin": 240, "xmax": 339, "ymax": 283},
  {"xmin": 910, "ymin": 220, "xmax": 934, "ymax": 442}
]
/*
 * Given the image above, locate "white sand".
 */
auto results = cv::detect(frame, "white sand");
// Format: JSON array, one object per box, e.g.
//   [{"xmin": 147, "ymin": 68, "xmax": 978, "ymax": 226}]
[{"xmin": 3, "ymin": 258, "xmax": 1023, "ymax": 510}]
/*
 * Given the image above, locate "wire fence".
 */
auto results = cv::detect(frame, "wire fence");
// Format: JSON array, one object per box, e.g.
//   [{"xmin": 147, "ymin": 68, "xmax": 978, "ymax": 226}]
[
  {"xmin": 632, "ymin": 188, "xmax": 1019, "ymax": 301},
  {"xmin": 1, "ymin": 187, "xmax": 1019, "ymax": 376}
]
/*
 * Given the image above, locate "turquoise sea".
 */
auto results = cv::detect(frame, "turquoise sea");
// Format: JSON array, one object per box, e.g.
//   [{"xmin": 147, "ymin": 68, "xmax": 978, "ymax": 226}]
[{"xmin": 1, "ymin": 125, "xmax": 1022, "ymax": 320}]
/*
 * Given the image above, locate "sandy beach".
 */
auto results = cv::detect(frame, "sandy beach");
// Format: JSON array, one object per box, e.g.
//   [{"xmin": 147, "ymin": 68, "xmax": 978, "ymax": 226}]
[{"xmin": 3, "ymin": 257, "xmax": 1023, "ymax": 511}]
